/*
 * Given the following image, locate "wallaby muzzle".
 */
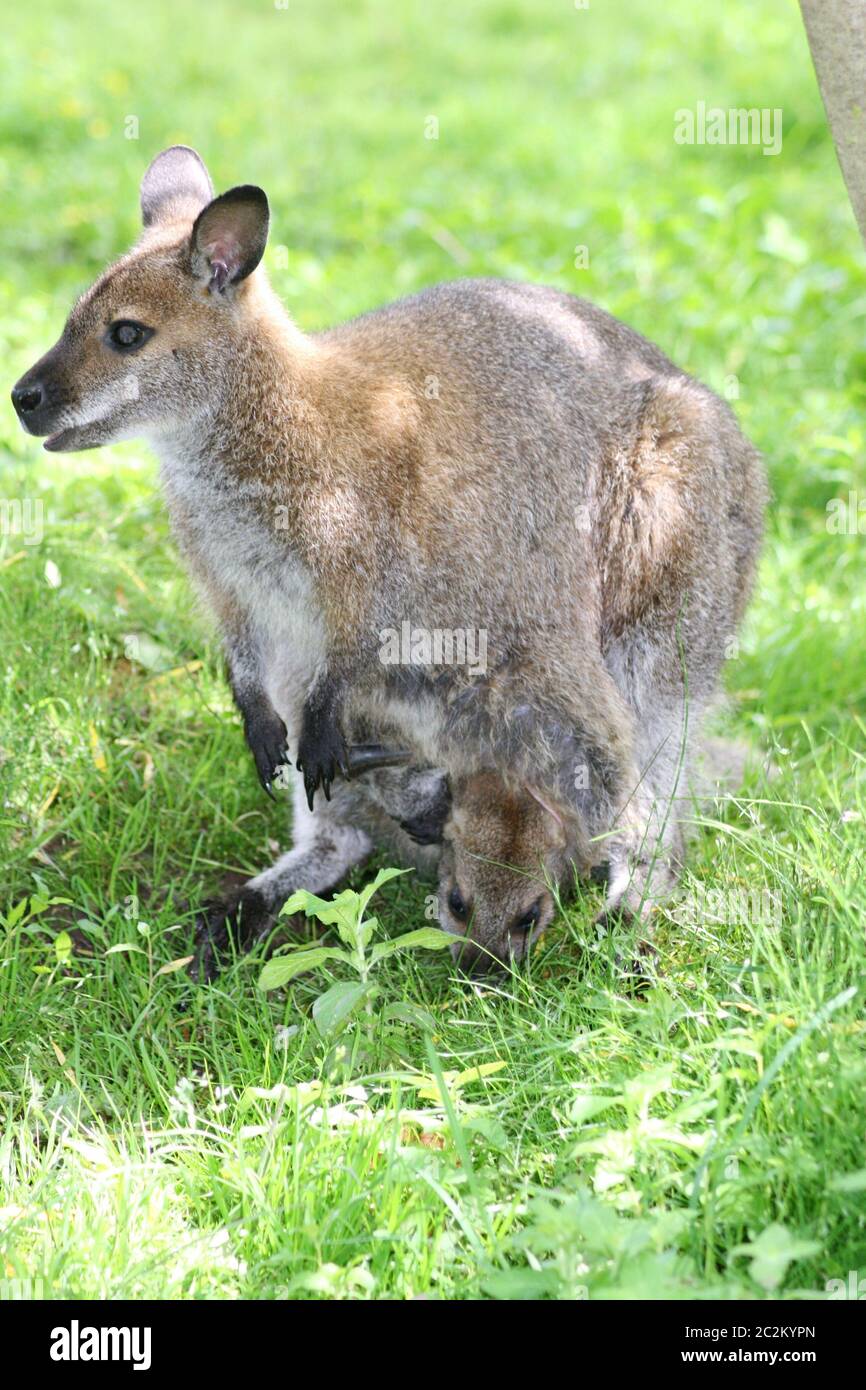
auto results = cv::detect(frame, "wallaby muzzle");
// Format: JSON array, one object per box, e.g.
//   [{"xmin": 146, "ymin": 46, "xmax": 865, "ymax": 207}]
[{"xmin": 11, "ymin": 345, "xmax": 72, "ymax": 440}]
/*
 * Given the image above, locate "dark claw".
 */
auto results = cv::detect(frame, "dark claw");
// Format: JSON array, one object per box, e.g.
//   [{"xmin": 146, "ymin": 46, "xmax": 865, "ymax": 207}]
[
  {"xmin": 245, "ymin": 709, "xmax": 290, "ymax": 796},
  {"xmin": 297, "ymin": 692, "xmax": 347, "ymax": 811},
  {"xmin": 296, "ymin": 742, "xmax": 415, "ymax": 810},
  {"xmin": 344, "ymin": 745, "xmax": 412, "ymax": 776}
]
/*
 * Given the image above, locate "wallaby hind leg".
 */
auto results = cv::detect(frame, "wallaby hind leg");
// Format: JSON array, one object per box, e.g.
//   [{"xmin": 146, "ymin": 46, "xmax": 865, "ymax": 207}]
[
  {"xmin": 599, "ymin": 724, "xmax": 764, "ymax": 949},
  {"xmin": 192, "ymin": 762, "xmax": 449, "ymax": 982},
  {"xmin": 192, "ymin": 775, "xmax": 374, "ymax": 982},
  {"xmin": 600, "ymin": 701, "xmax": 694, "ymax": 927}
]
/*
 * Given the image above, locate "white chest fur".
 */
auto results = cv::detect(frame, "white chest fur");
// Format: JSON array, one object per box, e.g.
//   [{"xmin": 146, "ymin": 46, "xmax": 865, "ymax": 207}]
[{"xmin": 154, "ymin": 438, "xmax": 327, "ymax": 735}]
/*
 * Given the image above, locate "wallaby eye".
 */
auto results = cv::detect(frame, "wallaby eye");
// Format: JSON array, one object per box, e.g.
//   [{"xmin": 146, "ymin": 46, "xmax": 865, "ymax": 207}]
[
  {"xmin": 514, "ymin": 902, "xmax": 541, "ymax": 933},
  {"xmin": 448, "ymin": 886, "xmax": 469, "ymax": 921},
  {"xmin": 106, "ymin": 320, "xmax": 153, "ymax": 353}
]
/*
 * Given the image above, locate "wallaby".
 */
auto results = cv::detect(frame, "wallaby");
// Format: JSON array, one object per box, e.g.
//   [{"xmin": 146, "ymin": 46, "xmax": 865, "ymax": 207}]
[{"xmin": 12, "ymin": 146, "xmax": 767, "ymax": 973}]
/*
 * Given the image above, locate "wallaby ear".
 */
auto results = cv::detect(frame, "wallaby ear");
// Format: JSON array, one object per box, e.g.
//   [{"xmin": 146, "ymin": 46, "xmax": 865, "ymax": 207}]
[
  {"xmin": 190, "ymin": 186, "xmax": 270, "ymax": 294},
  {"xmin": 140, "ymin": 146, "xmax": 214, "ymax": 228}
]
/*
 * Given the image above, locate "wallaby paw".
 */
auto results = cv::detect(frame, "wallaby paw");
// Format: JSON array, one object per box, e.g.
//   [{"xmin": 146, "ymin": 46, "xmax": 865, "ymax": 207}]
[
  {"xmin": 398, "ymin": 782, "xmax": 452, "ymax": 845},
  {"xmin": 296, "ymin": 704, "xmax": 348, "ymax": 811},
  {"xmin": 192, "ymin": 886, "xmax": 272, "ymax": 983},
  {"xmin": 399, "ymin": 813, "xmax": 445, "ymax": 846},
  {"xmin": 244, "ymin": 708, "xmax": 290, "ymax": 799}
]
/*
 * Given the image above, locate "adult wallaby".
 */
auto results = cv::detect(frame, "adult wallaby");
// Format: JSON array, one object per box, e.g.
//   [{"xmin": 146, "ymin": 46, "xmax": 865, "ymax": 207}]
[{"xmin": 12, "ymin": 146, "xmax": 766, "ymax": 970}]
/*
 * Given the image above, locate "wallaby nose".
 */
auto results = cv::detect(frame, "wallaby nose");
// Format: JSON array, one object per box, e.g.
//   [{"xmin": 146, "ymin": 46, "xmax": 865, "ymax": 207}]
[{"xmin": 12, "ymin": 382, "xmax": 44, "ymax": 416}]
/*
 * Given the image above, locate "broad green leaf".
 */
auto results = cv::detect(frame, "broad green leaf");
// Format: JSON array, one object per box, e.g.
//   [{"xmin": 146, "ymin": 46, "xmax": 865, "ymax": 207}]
[
  {"xmin": 356, "ymin": 866, "xmax": 412, "ymax": 920},
  {"xmin": 358, "ymin": 914, "xmax": 378, "ymax": 949},
  {"xmin": 462, "ymin": 1113, "xmax": 510, "ymax": 1150},
  {"xmin": 371, "ymin": 927, "xmax": 453, "ymax": 962},
  {"xmin": 279, "ymin": 887, "xmax": 360, "ymax": 945},
  {"xmin": 54, "ymin": 930, "xmax": 72, "ymax": 965},
  {"xmin": 383, "ymin": 1001, "xmax": 437, "ymax": 1032},
  {"xmin": 622, "ymin": 1066, "xmax": 674, "ymax": 1114},
  {"xmin": 104, "ymin": 943, "xmax": 146, "ymax": 956},
  {"xmin": 485, "ymin": 1268, "xmax": 559, "ymax": 1300},
  {"xmin": 730, "ymin": 1222, "xmax": 821, "ymax": 1292},
  {"xmin": 258, "ymin": 945, "xmax": 346, "ymax": 990},
  {"xmin": 121, "ymin": 631, "xmax": 176, "ymax": 673},
  {"xmin": 155, "ymin": 955, "xmax": 194, "ymax": 976},
  {"xmin": 453, "ymin": 1061, "xmax": 507, "ymax": 1089},
  {"xmin": 279, "ymin": 887, "xmax": 348, "ymax": 920},
  {"xmin": 77, "ymin": 918, "xmax": 107, "ymax": 944},
  {"xmin": 5, "ymin": 898, "xmax": 28, "ymax": 929},
  {"xmin": 278, "ymin": 869, "xmax": 412, "ymax": 949},
  {"xmin": 239, "ymin": 1080, "xmax": 322, "ymax": 1114},
  {"xmin": 415, "ymin": 1059, "xmax": 507, "ymax": 1102},
  {"xmin": 570, "ymin": 1095, "xmax": 622, "ymax": 1125},
  {"xmin": 312, "ymin": 981, "xmax": 373, "ymax": 1036}
]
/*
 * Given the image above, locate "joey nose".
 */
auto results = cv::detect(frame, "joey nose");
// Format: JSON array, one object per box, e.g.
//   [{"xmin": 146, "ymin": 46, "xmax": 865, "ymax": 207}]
[
  {"xmin": 451, "ymin": 938, "xmax": 505, "ymax": 978},
  {"xmin": 12, "ymin": 382, "xmax": 44, "ymax": 416}
]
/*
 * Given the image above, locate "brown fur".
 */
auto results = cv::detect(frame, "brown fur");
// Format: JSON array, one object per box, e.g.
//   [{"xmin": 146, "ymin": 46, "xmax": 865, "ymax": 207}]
[{"xmin": 12, "ymin": 147, "xmax": 768, "ymax": 975}]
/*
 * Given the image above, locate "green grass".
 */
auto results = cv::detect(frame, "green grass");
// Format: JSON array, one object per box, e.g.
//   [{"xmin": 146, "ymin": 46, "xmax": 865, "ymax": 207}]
[{"xmin": 2, "ymin": 0, "xmax": 865, "ymax": 1300}]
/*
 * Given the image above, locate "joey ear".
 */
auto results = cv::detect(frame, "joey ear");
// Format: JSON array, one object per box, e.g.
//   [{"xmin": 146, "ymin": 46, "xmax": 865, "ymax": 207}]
[
  {"xmin": 526, "ymin": 785, "xmax": 569, "ymax": 848},
  {"xmin": 444, "ymin": 799, "xmax": 473, "ymax": 843},
  {"xmin": 442, "ymin": 775, "xmax": 472, "ymax": 842},
  {"xmin": 190, "ymin": 186, "xmax": 269, "ymax": 294},
  {"xmin": 140, "ymin": 146, "xmax": 214, "ymax": 227}
]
